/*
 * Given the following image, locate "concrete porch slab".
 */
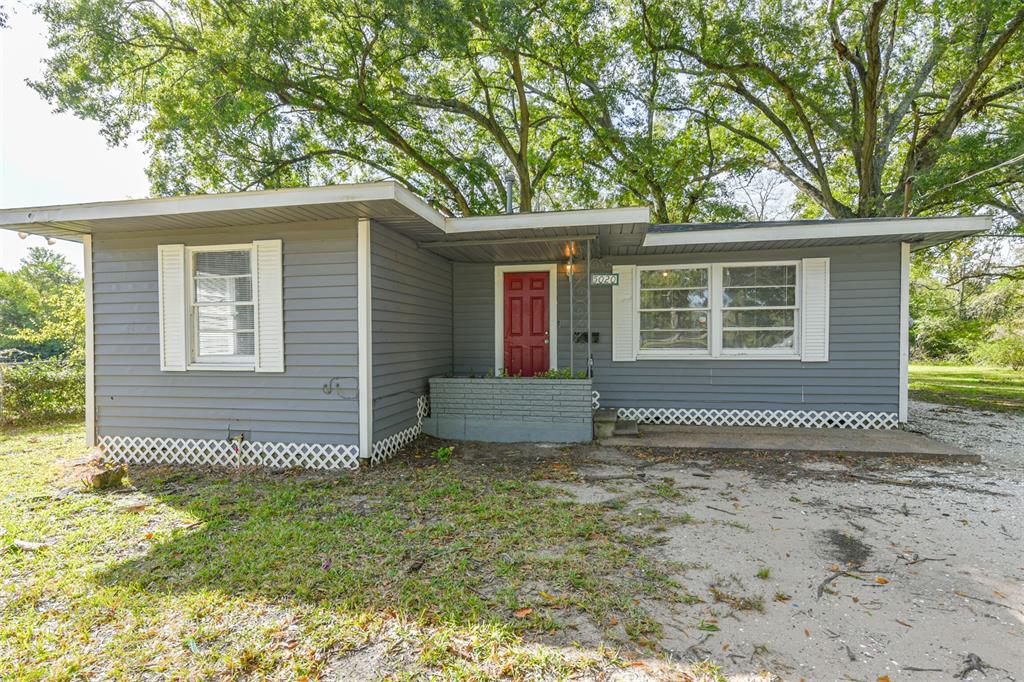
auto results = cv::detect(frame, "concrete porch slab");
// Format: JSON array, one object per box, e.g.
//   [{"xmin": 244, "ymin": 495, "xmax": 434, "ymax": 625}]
[{"xmin": 599, "ymin": 424, "xmax": 980, "ymax": 462}]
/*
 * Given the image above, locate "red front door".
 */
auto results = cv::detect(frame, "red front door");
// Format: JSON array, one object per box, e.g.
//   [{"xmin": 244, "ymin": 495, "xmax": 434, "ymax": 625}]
[{"xmin": 504, "ymin": 271, "xmax": 550, "ymax": 376}]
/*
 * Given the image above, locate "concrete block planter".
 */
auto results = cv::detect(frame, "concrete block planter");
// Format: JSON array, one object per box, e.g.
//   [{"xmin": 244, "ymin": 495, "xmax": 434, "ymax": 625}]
[{"xmin": 423, "ymin": 376, "xmax": 593, "ymax": 443}]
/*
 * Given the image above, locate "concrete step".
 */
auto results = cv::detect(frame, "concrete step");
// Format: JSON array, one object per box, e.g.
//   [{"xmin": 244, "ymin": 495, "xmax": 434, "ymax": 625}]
[
  {"xmin": 613, "ymin": 419, "xmax": 639, "ymax": 436},
  {"xmin": 593, "ymin": 408, "xmax": 618, "ymax": 438}
]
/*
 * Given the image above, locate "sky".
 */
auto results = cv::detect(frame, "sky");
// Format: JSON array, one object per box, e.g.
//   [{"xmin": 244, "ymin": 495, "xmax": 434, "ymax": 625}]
[{"xmin": 0, "ymin": 2, "xmax": 150, "ymax": 273}]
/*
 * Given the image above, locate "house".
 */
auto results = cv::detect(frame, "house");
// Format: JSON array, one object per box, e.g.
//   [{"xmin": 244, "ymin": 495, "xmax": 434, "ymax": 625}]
[{"xmin": 0, "ymin": 183, "xmax": 989, "ymax": 468}]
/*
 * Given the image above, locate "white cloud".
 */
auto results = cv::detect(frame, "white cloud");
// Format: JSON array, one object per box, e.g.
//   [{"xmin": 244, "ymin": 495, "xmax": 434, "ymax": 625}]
[{"xmin": 0, "ymin": 3, "xmax": 150, "ymax": 273}]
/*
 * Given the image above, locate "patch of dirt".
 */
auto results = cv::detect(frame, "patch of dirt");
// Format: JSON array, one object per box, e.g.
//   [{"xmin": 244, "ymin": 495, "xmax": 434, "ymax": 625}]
[
  {"xmin": 819, "ymin": 529, "xmax": 871, "ymax": 567},
  {"xmin": 508, "ymin": 426, "xmax": 1024, "ymax": 680}
]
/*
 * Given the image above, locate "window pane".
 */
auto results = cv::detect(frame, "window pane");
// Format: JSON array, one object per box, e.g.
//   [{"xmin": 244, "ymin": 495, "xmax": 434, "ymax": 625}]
[
  {"xmin": 195, "ymin": 250, "xmax": 250, "ymax": 277},
  {"xmin": 640, "ymin": 268, "xmax": 707, "ymax": 288},
  {"xmin": 640, "ymin": 289, "xmax": 708, "ymax": 309},
  {"xmin": 722, "ymin": 309, "xmax": 795, "ymax": 329},
  {"xmin": 722, "ymin": 286, "xmax": 796, "ymax": 307},
  {"xmin": 197, "ymin": 304, "xmax": 254, "ymax": 332},
  {"xmin": 640, "ymin": 310, "xmax": 708, "ymax": 330},
  {"xmin": 198, "ymin": 331, "xmax": 256, "ymax": 356},
  {"xmin": 723, "ymin": 330, "xmax": 795, "ymax": 349},
  {"xmin": 640, "ymin": 330, "xmax": 708, "ymax": 350},
  {"xmin": 195, "ymin": 276, "xmax": 252, "ymax": 303},
  {"xmin": 722, "ymin": 265, "xmax": 795, "ymax": 287}
]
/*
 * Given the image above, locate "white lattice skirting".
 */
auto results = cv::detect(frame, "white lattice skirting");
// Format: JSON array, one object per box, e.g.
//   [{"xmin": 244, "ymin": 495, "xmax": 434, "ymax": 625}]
[
  {"xmin": 99, "ymin": 396, "xmax": 431, "ymax": 470},
  {"xmin": 98, "ymin": 435, "xmax": 361, "ymax": 469},
  {"xmin": 616, "ymin": 407, "xmax": 899, "ymax": 430},
  {"xmin": 371, "ymin": 395, "xmax": 430, "ymax": 464}
]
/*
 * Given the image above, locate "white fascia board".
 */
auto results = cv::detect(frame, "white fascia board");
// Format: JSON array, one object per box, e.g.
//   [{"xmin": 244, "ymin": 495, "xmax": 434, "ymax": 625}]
[
  {"xmin": 0, "ymin": 181, "xmax": 438, "ymax": 229},
  {"xmin": 445, "ymin": 206, "xmax": 650, "ymax": 234},
  {"xmin": 642, "ymin": 216, "xmax": 992, "ymax": 247}
]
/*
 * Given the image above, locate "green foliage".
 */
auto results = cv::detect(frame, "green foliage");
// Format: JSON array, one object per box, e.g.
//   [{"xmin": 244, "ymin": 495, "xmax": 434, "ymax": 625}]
[
  {"xmin": 0, "ymin": 358, "xmax": 86, "ymax": 424},
  {"xmin": 911, "ymin": 240, "xmax": 1024, "ymax": 366},
  {"xmin": 1, "ymin": 248, "xmax": 84, "ymax": 360},
  {"xmin": 431, "ymin": 445, "xmax": 455, "ymax": 463},
  {"xmin": 972, "ymin": 320, "xmax": 1024, "ymax": 370},
  {"xmin": 31, "ymin": 0, "xmax": 759, "ymax": 221},
  {"xmin": 642, "ymin": 0, "xmax": 1024, "ymax": 221},
  {"xmin": 1, "ymin": 249, "xmax": 85, "ymax": 422}
]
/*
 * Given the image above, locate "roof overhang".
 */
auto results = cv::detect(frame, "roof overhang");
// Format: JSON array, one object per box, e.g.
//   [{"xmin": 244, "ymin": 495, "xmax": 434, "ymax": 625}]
[
  {"xmin": 0, "ymin": 183, "xmax": 651, "ymax": 256},
  {"xmin": 0, "ymin": 182, "xmax": 446, "ymax": 243},
  {"xmin": 643, "ymin": 216, "xmax": 992, "ymax": 253},
  {"xmin": 0, "ymin": 182, "xmax": 987, "ymax": 258}
]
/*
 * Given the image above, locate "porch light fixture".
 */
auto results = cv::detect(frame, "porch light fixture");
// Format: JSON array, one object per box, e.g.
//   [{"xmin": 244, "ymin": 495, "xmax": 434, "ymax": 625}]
[
  {"xmin": 46, "ymin": 238, "xmax": 57, "ymax": 245},
  {"xmin": 17, "ymin": 231, "xmax": 27, "ymax": 239}
]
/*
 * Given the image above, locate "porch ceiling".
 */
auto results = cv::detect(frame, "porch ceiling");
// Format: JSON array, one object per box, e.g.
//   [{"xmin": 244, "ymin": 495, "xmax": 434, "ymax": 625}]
[{"xmin": 418, "ymin": 222, "xmax": 647, "ymax": 263}]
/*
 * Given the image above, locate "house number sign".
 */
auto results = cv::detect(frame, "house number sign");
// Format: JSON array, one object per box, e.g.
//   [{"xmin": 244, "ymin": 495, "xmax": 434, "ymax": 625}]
[{"xmin": 590, "ymin": 273, "xmax": 619, "ymax": 286}]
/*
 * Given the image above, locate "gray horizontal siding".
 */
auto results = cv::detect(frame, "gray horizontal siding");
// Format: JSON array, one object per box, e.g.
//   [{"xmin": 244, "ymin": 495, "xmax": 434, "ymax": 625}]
[
  {"xmin": 371, "ymin": 223, "xmax": 453, "ymax": 439},
  {"xmin": 453, "ymin": 243, "xmax": 900, "ymax": 413},
  {"xmin": 92, "ymin": 219, "xmax": 360, "ymax": 444}
]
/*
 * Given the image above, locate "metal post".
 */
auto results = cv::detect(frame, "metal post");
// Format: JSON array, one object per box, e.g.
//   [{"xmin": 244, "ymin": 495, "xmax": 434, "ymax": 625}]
[
  {"xmin": 568, "ymin": 244, "xmax": 574, "ymax": 375},
  {"xmin": 586, "ymin": 239, "xmax": 592, "ymax": 378}
]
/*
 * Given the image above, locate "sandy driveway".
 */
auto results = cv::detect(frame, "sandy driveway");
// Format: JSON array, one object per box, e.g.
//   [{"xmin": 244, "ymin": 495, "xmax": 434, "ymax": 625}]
[{"xmin": 510, "ymin": 401, "xmax": 1024, "ymax": 680}]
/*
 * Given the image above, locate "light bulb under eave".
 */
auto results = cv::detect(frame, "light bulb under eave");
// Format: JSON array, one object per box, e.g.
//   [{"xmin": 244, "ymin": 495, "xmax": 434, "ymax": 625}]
[
  {"xmin": 47, "ymin": 238, "xmax": 57, "ymax": 245},
  {"xmin": 17, "ymin": 231, "xmax": 27, "ymax": 240}
]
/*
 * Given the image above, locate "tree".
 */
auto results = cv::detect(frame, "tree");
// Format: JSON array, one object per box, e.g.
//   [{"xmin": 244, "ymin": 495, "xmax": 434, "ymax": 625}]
[
  {"xmin": 33, "ymin": 0, "xmax": 745, "ymax": 219},
  {"xmin": 640, "ymin": 0, "xmax": 1024, "ymax": 222},
  {"xmin": 0, "ymin": 248, "xmax": 83, "ymax": 359}
]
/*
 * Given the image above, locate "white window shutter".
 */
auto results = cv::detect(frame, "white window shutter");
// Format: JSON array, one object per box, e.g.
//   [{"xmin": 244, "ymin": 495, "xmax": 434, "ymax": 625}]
[
  {"xmin": 611, "ymin": 265, "xmax": 637, "ymax": 362},
  {"xmin": 157, "ymin": 244, "xmax": 187, "ymax": 371},
  {"xmin": 801, "ymin": 257, "xmax": 830, "ymax": 362},
  {"xmin": 253, "ymin": 239, "xmax": 285, "ymax": 372}
]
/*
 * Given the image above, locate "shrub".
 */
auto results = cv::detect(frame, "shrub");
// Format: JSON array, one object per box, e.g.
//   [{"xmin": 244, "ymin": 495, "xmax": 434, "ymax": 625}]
[
  {"xmin": 0, "ymin": 358, "xmax": 85, "ymax": 424},
  {"xmin": 972, "ymin": 323, "xmax": 1024, "ymax": 370}
]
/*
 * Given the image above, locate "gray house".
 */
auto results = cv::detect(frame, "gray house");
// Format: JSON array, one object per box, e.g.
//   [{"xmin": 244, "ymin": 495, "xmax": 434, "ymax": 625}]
[{"xmin": 0, "ymin": 183, "xmax": 989, "ymax": 468}]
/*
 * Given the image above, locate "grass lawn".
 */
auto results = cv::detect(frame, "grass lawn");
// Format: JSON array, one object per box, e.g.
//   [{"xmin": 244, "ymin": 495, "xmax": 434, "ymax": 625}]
[
  {"xmin": 0, "ymin": 421, "xmax": 710, "ymax": 680},
  {"xmin": 909, "ymin": 364, "xmax": 1024, "ymax": 413}
]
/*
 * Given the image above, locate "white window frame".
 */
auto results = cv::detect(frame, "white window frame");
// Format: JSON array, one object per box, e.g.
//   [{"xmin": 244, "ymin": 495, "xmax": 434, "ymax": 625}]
[
  {"xmin": 185, "ymin": 243, "xmax": 259, "ymax": 371},
  {"xmin": 634, "ymin": 260, "xmax": 802, "ymax": 361},
  {"xmin": 634, "ymin": 265, "xmax": 712, "ymax": 359}
]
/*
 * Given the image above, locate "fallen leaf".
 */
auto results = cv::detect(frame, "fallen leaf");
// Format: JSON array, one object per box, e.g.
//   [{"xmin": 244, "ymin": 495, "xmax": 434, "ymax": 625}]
[
  {"xmin": 144, "ymin": 532, "xmax": 155, "ymax": 540},
  {"xmin": 852, "ymin": 596, "xmax": 860, "ymax": 603},
  {"xmin": 608, "ymin": 616, "xmax": 618, "ymax": 626},
  {"xmin": 875, "ymin": 576, "xmax": 889, "ymax": 584},
  {"xmin": 539, "ymin": 591, "xmax": 558, "ymax": 602},
  {"xmin": 879, "ymin": 676, "xmax": 892, "ymax": 682},
  {"xmin": 896, "ymin": 619, "xmax": 912, "ymax": 628},
  {"xmin": 804, "ymin": 629, "xmax": 812, "ymax": 638},
  {"xmin": 513, "ymin": 608, "xmax": 533, "ymax": 618}
]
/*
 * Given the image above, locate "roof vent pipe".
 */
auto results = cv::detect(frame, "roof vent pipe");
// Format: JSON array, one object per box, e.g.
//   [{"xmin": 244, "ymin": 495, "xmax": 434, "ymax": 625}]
[{"xmin": 504, "ymin": 172, "xmax": 515, "ymax": 214}]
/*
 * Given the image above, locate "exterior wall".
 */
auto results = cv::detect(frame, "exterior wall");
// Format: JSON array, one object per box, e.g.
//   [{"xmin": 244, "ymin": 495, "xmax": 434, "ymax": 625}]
[
  {"xmin": 425, "ymin": 377, "xmax": 592, "ymax": 442},
  {"xmin": 92, "ymin": 219, "xmax": 359, "ymax": 443},
  {"xmin": 452, "ymin": 243, "xmax": 901, "ymax": 414},
  {"xmin": 371, "ymin": 223, "xmax": 453, "ymax": 440}
]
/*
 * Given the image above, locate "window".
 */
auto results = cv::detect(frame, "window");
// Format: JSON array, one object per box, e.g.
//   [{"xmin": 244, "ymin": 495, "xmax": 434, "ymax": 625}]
[
  {"xmin": 721, "ymin": 265, "xmax": 797, "ymax": 353},
  {"xmin": 158, "ymin": 240, "xmax": 283, "ymax": 372},
  {"xmin": 190, "ymin": 247, "xmax": 255, "ymax": 364},
  {"xmin": 634, "ymin": 261, "xmax": 801, "ymax": 359},
  {"xmin": 638, "ymin": 267, "xmax": 709, "ymax": 352}
]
